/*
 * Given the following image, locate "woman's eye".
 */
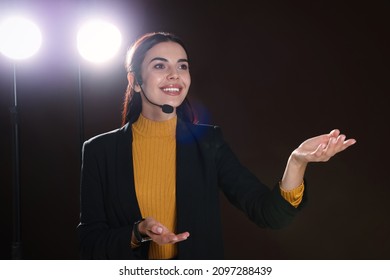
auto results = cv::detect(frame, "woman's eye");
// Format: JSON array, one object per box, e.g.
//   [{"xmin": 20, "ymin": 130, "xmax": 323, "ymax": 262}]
[
  {"xmin": 179, "ymin": 64, "xmax": 189, "ymax": 70},
  {"xmin": 154, "ymin": 63, "xmax": 165, "ymax": 69}
]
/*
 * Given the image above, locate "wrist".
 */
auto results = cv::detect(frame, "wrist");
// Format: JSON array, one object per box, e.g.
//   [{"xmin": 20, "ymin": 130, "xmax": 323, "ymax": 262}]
[
  {"xmin": 133, "ymin": 219, "xmax": 152, "ymax": 243},
  {"xmin": 289, "ymin": 153, "xmax": 308, "ymax": 170}
]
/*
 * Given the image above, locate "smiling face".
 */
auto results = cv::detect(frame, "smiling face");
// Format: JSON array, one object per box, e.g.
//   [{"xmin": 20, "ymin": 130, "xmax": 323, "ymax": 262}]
[{"xmin": 134, "ymin": 41, "xmax": 191, "ymax": 121}]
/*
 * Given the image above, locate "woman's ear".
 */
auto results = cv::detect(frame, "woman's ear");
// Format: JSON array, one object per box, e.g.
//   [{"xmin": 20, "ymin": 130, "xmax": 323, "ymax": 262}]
[{"xmin": 127, "ymin": 72, "xmax": 141, "ymax": 92}]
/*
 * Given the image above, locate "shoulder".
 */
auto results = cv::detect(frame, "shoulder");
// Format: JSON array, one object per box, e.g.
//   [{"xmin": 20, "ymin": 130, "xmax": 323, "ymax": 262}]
[
  {"xmin": 178, "ymin": 120, "xmax": 224, "ymax": 147},
  {"xmin": 187, "ymin": 122, "xmax": 220, "ymax": 133},
  {"xmin": 83, "ymin": 123, "xmax": 130, "ymax": 150}
]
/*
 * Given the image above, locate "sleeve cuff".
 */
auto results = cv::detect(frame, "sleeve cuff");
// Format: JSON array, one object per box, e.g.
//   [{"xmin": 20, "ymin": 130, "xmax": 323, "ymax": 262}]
[{"xmin": 279, "ymin": 181, "xmax": 305, "ymax": 208}]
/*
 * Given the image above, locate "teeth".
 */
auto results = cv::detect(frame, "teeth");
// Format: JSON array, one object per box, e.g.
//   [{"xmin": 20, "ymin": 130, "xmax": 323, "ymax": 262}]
[{"xmin": 162, "ymin": 88, "xmax": 179, "ymax": 92}]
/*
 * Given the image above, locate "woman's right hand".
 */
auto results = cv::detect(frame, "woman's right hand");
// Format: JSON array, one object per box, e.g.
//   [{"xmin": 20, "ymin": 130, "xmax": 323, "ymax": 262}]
[{"xmin": 136, "ymin": 217, "xmax": 190, "ymax": 245}]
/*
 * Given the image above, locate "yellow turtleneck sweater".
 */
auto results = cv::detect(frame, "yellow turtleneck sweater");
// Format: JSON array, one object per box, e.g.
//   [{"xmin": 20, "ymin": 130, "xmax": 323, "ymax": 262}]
[
  {"xmin": 132, "ymin": 114, "xmax": 177, "ymax": 259},
  {"xmin": 132, "ymin": 114, "xmax": 304, "ymax": 259}
]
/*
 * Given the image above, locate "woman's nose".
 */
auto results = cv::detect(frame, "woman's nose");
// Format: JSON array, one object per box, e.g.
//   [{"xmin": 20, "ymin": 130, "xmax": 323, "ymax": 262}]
[{"xmin": 167, "ymin": 68, "xmax": 179, "ymax": 80}]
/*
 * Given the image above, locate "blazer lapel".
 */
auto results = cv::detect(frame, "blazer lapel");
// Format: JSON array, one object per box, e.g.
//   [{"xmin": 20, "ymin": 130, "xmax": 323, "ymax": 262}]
[
  {"xmin": 116, "ymin": 123, "xmax": 142, "ymax": 223},
  {"xmin": 176, "ymin": 120, "xmax": 206, "ymax": 231}
]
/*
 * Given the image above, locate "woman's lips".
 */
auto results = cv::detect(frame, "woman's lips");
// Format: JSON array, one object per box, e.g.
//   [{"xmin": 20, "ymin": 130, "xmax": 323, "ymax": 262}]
[{"xmin": 160, "ymin": 86, "xmax": 182, "ymax": 96}]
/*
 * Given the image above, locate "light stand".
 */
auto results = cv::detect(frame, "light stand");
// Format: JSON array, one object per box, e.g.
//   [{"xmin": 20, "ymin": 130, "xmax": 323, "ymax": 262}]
[
  {"xmin": 76, "ymin": 18, "xmax": 122, "ymax": 161},
  {"xmin": 0, "ymin": 16, "xmax": 42, "ymax": 259},
  {"xmin": 10, "ymin": 63, "xmax": 21, "ymax": 259},
  {"xmin": 78, "ymin": 62, "xmax": 85, "ymax": 162}
]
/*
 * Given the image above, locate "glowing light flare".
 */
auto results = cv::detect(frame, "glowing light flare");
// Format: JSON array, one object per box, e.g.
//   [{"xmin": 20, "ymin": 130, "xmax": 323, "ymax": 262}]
[
  {"xmin": 77, "ymin": 19, "xmax": 122, "ymax": 63},
  {"xmin": 0, "ymin": 16, "xmax": 42, "ymax": 60}
]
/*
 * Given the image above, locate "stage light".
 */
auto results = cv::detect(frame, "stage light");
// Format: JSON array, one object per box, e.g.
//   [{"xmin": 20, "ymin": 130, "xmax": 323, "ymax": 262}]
[
  {"xmin": 0, "ymin": 16, "xmax": 42, "ymax": 60},
  {"xmin": 77, "ymin": 19, "xmax": 122, "ymax": 63},
  {"xmin": 76, "ymin": 19, "xmax": 123, "ymax": 158},
  {"xmin": 0, "ymin": 15, "xmax": 42, "ymax": 259}
]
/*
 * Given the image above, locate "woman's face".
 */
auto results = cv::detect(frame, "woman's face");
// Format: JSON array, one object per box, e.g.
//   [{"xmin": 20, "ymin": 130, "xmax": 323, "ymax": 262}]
[{"xmin": 135, "ymin": 41, "xmax": 191, "ymax": 120}]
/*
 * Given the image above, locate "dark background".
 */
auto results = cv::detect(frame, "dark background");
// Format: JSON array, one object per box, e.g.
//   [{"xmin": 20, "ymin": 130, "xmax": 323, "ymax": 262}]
[{"xmin": 1, "ymin": 0, "xmax": 389, "ymax": 259}]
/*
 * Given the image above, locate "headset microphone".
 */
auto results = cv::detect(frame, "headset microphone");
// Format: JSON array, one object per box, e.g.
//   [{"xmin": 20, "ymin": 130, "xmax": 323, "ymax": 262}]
[
  {"xmin": 136, "ymin": 78, "xmax": 174, "ymax": 114},
  {"xmin": 161, "ymin": 104, "xmax": 175, "ymax": 114}
]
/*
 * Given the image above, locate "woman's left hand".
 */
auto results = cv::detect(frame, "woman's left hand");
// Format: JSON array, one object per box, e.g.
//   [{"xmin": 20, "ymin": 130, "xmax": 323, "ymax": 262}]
[{"xmin": 292, "ymin": 129, "xmax": 356, "ymax": 164}]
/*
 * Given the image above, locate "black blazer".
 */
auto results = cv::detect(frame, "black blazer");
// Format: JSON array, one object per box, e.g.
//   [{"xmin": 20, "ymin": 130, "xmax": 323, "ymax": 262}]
[{"xmin": 77, "ymin": 118, "xmax": 305, "ymax": 259}]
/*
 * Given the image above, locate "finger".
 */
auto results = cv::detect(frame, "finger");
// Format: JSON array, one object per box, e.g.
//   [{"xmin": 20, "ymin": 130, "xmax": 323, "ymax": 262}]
[
  {"xmin": 163, "ymin": 233, "xmax": 179, "ymax": 243},
  {"xmin": 154, "ymin": 233, "xmax": 179, "ymax": 245},
  {"xmin": 175, "ymin": 232, "xmax": 190, "ymax": 240},
  {"xmin": 332, "ymin": 134, "xmax": 346, "ymax": 152},
  {"xmin": 323, "ymin": 136, "xmax": 337, "ymax": 154},
  {"xmin": 313, "ymin": 143, "xmax": 326, "ymax": 158},
  {"xmin": 167, "ymin": 233, "xmax": 190, "ymax": 244},
  {"xmin": 329, "ymin": 129, "xmax": 340, "ymax": 138},
  {"xmin": 335, "ymin": 138, "xmax": 356, "ymax": 153},
  {"xmin": 325, "ymin": 134, "xmax": 352, "ymax": 157},
  {"xmin": 344, "ymin": 138, "xmax": 357, "ymax": 147},
  {"xmin": 149, "ymin": 224, "xmax": 164, "ymax": 235},
  {"xmin": 155, "ymin": 231, "xmax": 190, "ymax": 245},
  {"xmin": 142, "ymin": 220, "xmax": 163, "ymax": 236}
]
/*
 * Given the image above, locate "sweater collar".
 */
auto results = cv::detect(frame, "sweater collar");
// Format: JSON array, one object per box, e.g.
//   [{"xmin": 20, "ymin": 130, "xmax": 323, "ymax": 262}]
[{"xmin": 132, "ymin": 114, "xmax": 177, "ymax": 137}]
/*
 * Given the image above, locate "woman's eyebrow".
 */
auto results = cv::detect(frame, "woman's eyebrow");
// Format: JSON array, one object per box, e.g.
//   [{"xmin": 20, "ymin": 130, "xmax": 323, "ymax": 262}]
[{"xmin": 149, "ymin": 57, "xmax": 189, "ymax": 64}]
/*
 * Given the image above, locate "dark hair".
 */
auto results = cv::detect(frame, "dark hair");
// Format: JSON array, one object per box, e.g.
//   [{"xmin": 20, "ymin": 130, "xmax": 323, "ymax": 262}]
[{"xmin": 122, "ymin": 32, "xmax": 196, "ymax": 125}]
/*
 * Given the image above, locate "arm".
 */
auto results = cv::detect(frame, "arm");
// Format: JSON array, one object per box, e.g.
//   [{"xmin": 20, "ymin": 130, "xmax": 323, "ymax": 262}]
[
  {"xmin": 78, "ymin": 140, "xmax": 189, "ymax": 257},
  {"xmin": 77, "ymin": 141, "xmax": 144, "ymax": 259},
  {"xmin": 214, "ymin": 127, "xmax": 303, "ymax": 229},
  {"xmin": 214, "ymin": 127, "xmax": 356, "ymax": 229}
]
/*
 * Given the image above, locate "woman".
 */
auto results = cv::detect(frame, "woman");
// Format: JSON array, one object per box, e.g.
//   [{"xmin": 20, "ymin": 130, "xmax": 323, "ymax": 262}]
[{"xmin": 77, "ymin": 32, "xmax": 356, "ymax": 260}]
